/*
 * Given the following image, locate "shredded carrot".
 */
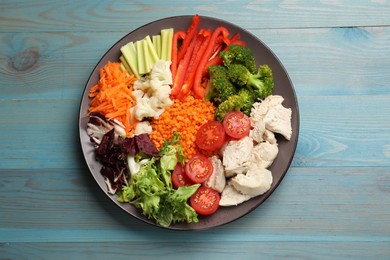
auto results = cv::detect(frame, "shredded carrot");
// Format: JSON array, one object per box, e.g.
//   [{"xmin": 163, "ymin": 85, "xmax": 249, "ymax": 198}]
[
  {"xmin": 88, "ymin": 61, "xmax": 138, "ymax": 136},
  {"xmin": 150, "ymin": 95, "xmax": 216, "ymax": 160}
]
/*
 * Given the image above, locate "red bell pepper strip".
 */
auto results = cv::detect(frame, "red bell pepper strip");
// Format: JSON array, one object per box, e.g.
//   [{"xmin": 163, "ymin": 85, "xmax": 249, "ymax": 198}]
[
  {"xmin": 229, "ymin": 39, "xmax": 246, "ymax": 46},
  {"xmin": 170, "ymin": 30, "xmax": 186, "ymax": 84},
  {"xmin": 204, "ymin": 56, "xmax": 223, "ymax": 73},
  {"xmin": 171, "ymin": 30, "xmax": 199, "ymax": 97},
  {"xmin": 201, "ymin": 33, "xmax": 245, "ymax": 77},
  {"xmin": 193, "ymin": 26, "xmax": 230, "ymax": 99},
  {"xmin": 177, "ymin": 14, "xmax": 200, "ymax": 64},
  {"xmin": 177, "ymin": 29, "xmax": 212, "ymax": 100}
]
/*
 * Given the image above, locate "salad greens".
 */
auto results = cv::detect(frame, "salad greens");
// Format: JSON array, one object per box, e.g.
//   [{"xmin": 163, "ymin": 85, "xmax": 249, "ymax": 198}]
[{"xmin": 118, "ymin": 133, "xmax": 200, "ymax": 227}]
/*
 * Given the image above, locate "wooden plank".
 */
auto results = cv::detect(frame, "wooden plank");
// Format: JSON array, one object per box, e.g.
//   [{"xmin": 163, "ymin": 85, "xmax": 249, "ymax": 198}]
[
  {"xmin": 0, "ymin": 167, "xmax": 389, "ymax": 243},
  {"xmin": 1, "ymin": 27, "xmax": 389, "ymax": 101},
  {"xmin": 1, "ymin": 241, "xmax": 390, "ymax": 260},
  {"xmin": 0, "ymin": 94, "xmax": 389, "ymax": 169},
  {"xmin": 0, "ymin": 0, "xmax": 389, "ymax": 32}
]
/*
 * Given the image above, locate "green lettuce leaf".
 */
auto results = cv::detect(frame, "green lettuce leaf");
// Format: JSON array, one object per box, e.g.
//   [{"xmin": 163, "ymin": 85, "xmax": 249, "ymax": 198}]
[{"xmin": 118, "ymin": 133, "xmax": 200, "ymax": 227}]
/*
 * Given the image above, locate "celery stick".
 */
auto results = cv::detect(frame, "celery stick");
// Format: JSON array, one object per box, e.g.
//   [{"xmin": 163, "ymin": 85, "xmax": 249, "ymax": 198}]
[
  {"xmin": 144, "ymin": 35, "xmax": 159, "ymax": 68},
  {"xmin": 152, "ymin": 35, "xmax": 162, "ymax": 59},
  {"xmin": 119, "ymin": 55, "xmax": 133, "ymax": 76},
  {"xmin": 160, "ymin": 28, "xmax": 174, "ymax": 61},
  {"xmin": 142, "ymin": 39, "xmax": 152, "ymax": 74},
  {"xmin": 120, "ymin": 42, "xmax": 140, "ymax": 78},
  {"xmin": 136, "ymin": 40, "xmax": 147, "ymax": 75}
]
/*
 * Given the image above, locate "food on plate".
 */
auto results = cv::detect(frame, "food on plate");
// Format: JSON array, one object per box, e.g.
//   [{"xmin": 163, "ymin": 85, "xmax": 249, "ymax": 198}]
[
  {"xmin": 190, "ymin": 186, "xmax": 220, "ymax": 215},
  {"xmin": 185, "ymin": 154, "xmax": 214, "ymax": 183},
  {"xmin": 222, "ymin": 111, "xmax": 251, "ymax": 139},
  {"xmin": 195, "ymin": 120, "xmax": 226, "ymax": 151},
  {"xmin": 85, "ymin": 14, "xmax": 293, "ymax": 227},
  {"xmin": 203, "ymin": 156, "xmax": 226, "ymax": 193}
]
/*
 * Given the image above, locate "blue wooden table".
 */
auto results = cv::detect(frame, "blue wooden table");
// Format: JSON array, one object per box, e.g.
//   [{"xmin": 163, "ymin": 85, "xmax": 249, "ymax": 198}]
[{"xmin": 1, "ymin": 1, "xmax": 389, "ymax": 259}]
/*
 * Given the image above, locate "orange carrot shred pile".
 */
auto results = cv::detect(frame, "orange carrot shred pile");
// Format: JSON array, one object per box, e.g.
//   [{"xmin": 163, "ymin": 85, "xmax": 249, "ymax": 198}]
[{"xmin": 88, "ymin": 61, "xmax": 137, "ymax": 136}]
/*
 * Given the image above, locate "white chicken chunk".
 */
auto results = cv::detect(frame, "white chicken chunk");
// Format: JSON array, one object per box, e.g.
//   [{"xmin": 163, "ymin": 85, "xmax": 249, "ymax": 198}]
[
  {"xmin": 249, "ymin": 119, "xmax": 265, "ymax": 143},
  {"xmin": 250, "ymin": 95, "xmax": 284, "ymax": 122},
  {"xmin": 250, "ymin": 95, "xmax": 292, "ymax": 141},
  {"xmin": 222, "ymin": 136, "xmax": 254, "ymax": 177},
  {"xmin": 263, "ymin": 129, "xmax": 277, "ymax": 144},
  {"xmin": 219, "ymin": 183, "xmax": 252, "ymax": 206},
  {"xmin": 251, "ymin": 141, "xmax": 279, "ymax": 169},
  {"xmin": 230, "ymin": 167, "xmax": 273, "ymax": 197},
  {"xmin": 263, "ymin": 103, "xmax": 292, "ymax": 140},
  {"xmin": 204, "ymin": 156, "xmax": 226, "ymax": 193}
]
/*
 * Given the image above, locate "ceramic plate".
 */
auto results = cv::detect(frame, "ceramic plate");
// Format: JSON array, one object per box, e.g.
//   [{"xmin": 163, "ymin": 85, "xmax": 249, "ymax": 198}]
[{"xmin": 79, "ymin": 15, "xmax": 299, "ymax": 230}]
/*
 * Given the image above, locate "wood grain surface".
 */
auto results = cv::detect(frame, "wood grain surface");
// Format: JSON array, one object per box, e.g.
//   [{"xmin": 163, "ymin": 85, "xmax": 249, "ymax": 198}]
[{"xmin": 1, "ymin": 1, "xmax": 389, "ymax": 259}]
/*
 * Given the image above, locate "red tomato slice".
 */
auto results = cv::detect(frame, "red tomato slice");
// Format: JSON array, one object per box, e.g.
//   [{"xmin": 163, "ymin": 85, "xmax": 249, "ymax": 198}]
[
  {"xmin": 222, "ymin": 111, "xmax": 251, "ymax": 139},
  {"xmin": 195, "ymin": 121, "xmax": 226, "ymax": 151},
  {"xmin": 171, "ymin": 163, "xmax": 194, "ymax": 189},
  {"xmin": 185, "ymin": 154, "xmax": 214, "ymax": 184},
  {"xmin": 190, "ymin": 186, "xmax": 220, "ymax": 215}
]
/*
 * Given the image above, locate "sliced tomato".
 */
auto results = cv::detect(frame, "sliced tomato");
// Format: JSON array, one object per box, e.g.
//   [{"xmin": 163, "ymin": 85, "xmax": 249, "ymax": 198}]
[
  {"xmin": 195, "ymin": 121, "xmax": 226, "ymax": 151},
  {"xmin": 222, "ymin": 111, "xmax": 251, "ymax": 139},
  {"xmin": 185, "ymin": 154, "xmax": 213, "ymax": 184},
  {"xmin": 171, "ymin": 163, "xmax": 194, "ymax": 189},
  {"xmin": 190, "ymin": 186, "xmax": 220, "ymax": 215}
]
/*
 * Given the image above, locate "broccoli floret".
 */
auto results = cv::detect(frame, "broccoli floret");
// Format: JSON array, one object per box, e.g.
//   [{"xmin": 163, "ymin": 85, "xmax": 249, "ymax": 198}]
[
  {"xmin": 227, "ymin": 64, "xmax": 274, "ymax": 100},
  {"xmin": 206, "ymin": 65, "xmax": 237, "ymax": 103},
  {"xmin": 237, "ymin": 88, "xmax": 255, "ymax": 115},
  {"xmin": 219, "ymin": 44, "xmax": 257, "ymax": 74},
  {"xmin": 215, "ymin": 88, "xmax": 254, "ymax": 121}
]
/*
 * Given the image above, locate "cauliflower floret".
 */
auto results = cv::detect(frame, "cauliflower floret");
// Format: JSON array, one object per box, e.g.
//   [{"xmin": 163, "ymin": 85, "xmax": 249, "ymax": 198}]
[
  {"xmin": 154, "ymin": 84, "xmax": 172, "ymax": 102},
  {"xmin": 132, "ymin": 89, "xmax": 144, "ymax": 102},
  {"xmin": 150, "ymin": 60, "xmax": 173, "ymax": 85},
  {"xmin": 131, "ymin": 60, "xmax": 173, "ymax": 122},
  {"xmin": 149, "ymin": 78, "xmax": 163, "ymax": 95},
  {"xmin": 134, "ymin": 97, "xmax": 157, "ymax": 121},
  {"xmin": 134, "ymin": 121, "xmax": 152, "ymax": 135},
  {"xmin": 133, "ymin": 78, "xmax": 150, "ymax": 92}
]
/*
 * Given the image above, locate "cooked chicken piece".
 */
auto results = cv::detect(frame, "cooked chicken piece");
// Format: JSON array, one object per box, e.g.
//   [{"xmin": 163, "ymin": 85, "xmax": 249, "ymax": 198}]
[
  {"xmin": 204, "ymin": 156, "xmax": 226, "ymax": 193},
  {"xmin": 263, "ymin": 103, "xmax": 292, "ymax": 140},
  {"xmin": 262, "ymin": 129, "xmax": 277, "ymax": 144},
  {"xmin": 230, "ymin": 167, "xmax": 273, "ymax": 197},
  {"xmin": 222, "ymin": 136, "xmax": 254, "ymax": 177},
  {"xmin": 219, "ymin": 183, "xmax": 252, "ymax": 206},
  {"xmin": 250, "ymin": 95, "xmax": 292, "ymax": 141},
  {"xmin": 251, "ymin": 141, "xmax": 279, "ymax": 169},
  {"xmin": 250, "ymin": 95, "xmax": 284, "ymax": 122},
  {"xmin": 249, "ymin": 119, "xmax": 265, "ymax": 143}
]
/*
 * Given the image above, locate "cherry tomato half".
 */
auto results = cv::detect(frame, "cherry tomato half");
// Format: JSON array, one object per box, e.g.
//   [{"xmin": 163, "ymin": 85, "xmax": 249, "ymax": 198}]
[
  {"xmin": 223, "ymin": 111, "xmax": 251, "ymax": 139},
  {"xmin": 185, "ymin": 154, "xmax": 214, "ymax": 184},
  {"xmin": 171, "ymin": 163, "xmax": 194, "ymax": 189},
  {"xmin": 195, "ymin": 121, "xmax": 226, "ymax": 151},
  {"xmin": 190, "ymin": 186, "xmax": 220, "ymax": 215}
]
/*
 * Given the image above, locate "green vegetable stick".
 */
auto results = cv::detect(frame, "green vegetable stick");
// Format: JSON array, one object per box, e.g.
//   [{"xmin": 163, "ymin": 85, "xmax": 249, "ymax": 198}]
[
  {"xmin": 152, "ymin": 35, "xmax": 162, "ymax": 59},
  {"xmin": 120, "ymin": 42, "xmax": 140, "ymax": 78},
  {"xmin": 136, "ymin": 40, "xmax": 146, "ymax": 75},
  {"xmin": 142, "ymin": 39, "xmax": 152, "ymax": 74},
  {"xmin": 119, "ymin": 55, "xmax": 134, "ymax": 76},
  {"xmin": 144, "ymin": 35, "xmax": 159, "ymax": 70},
  {"xmin": 160, "ymin": 28, "xmax": 174, "ymax": 61}
]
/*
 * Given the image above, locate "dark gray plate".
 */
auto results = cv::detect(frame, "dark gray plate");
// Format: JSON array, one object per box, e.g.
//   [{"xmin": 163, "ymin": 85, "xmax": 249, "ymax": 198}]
[{"xmin": 79, "ymin": 15, "xmax": 299, "ymax": 230}]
